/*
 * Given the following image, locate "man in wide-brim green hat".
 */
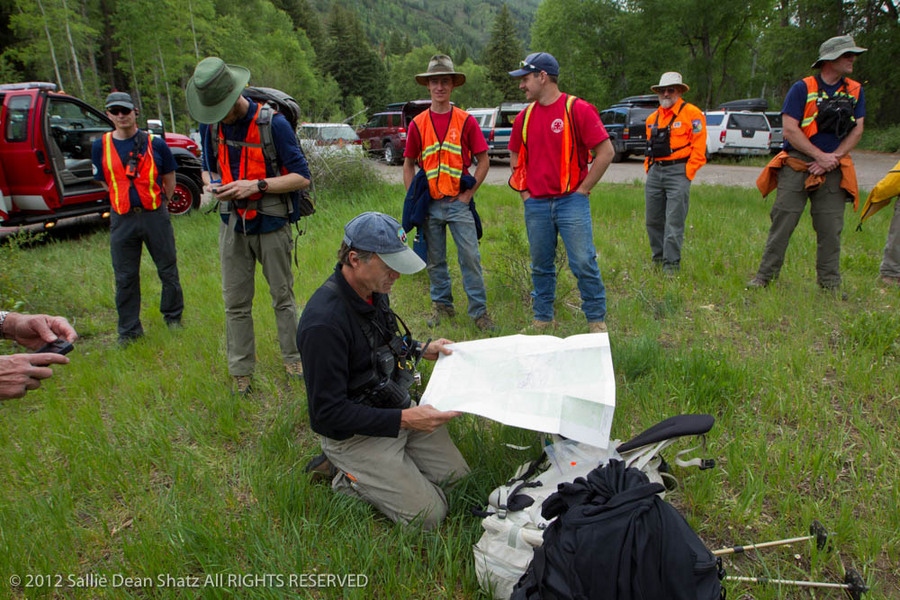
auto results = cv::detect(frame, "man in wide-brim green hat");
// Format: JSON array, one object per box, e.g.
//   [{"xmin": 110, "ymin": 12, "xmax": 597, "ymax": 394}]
[{"xmin": 188, "ymin": 56, "xmax": 311, "ymax": 395}]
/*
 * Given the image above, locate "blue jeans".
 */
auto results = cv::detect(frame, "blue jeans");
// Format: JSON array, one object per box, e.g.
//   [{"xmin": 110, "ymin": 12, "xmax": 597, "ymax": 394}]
[
  {"xmin": 424, "ymin": 199, "xmax": 487, "ymax": 319},
  {"xmin": 523, "ymin": 192, "xmax": 606, "ymax": 322}
]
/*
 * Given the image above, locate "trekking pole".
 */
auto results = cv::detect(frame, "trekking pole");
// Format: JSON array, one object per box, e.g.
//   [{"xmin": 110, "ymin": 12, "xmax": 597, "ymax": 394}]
[
  {"xmin": 725, "ymin": 568, "xmax": 868, "ymax": 600},
  {"xmin": 713, "ymin": 520, "xmax": 831, "ymax": 556}
]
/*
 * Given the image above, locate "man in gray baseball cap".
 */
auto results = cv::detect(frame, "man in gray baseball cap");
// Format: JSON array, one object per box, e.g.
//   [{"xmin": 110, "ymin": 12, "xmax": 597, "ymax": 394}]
[
  {"xmin": 749, "ymin": 34, "xmax": 866, "ymax": 295},
  {"xmin": 298, "ymin": 211, "xmax": 470, "ymax": 530}
]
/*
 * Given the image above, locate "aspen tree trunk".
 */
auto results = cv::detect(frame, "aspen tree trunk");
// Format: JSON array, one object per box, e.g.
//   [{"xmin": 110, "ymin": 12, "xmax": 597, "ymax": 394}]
[
  {"xmin": 36, "ymin": 0, "xmax": 64, "ymax": 90},
  {"xmin": 61, "ymin": 0, "xmax": 85, "ymax": 97}
]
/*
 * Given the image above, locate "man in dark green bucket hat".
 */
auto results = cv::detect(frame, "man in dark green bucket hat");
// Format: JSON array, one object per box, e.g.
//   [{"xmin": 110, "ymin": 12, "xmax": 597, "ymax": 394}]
[{"xmin": 187, "ymin": 57, "xmax": 311, "ymax": 395}]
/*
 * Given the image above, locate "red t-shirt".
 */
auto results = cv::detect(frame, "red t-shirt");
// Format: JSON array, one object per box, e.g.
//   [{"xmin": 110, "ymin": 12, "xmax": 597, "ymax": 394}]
[
  {"xmin": 508, "ymin": 94, "xmax": 609, "ymax": 198},
  {"xmin": 404, "ymin": 108, "xmax": 488, "ymax": 172}
]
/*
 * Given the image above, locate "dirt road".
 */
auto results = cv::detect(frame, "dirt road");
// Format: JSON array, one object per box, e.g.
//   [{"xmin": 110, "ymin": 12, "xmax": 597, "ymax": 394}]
[{"xmin": 371, "ymin": 149, "xmax": 898, "ymax": 191}]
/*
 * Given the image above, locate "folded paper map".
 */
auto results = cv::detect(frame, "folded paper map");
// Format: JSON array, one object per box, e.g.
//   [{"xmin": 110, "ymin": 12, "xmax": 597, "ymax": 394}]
[{"xmin": 421, "ymin": 333, "xmax": 615, "ymax": 448}]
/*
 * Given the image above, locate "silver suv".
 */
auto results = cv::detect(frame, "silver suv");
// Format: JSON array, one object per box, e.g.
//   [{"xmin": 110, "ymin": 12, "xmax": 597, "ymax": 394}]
[{"xmin": 704, "ymin": 111, "xmax": 771, "ymax": 157}]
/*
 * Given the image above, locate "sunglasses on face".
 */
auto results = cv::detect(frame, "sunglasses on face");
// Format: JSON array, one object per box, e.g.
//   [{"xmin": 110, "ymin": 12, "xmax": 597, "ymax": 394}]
[
  {"xmin": 659, "ymin": 87, "xmax": 679, "ymax": 95},
  {"xmin": 108, "ymin": 107, "xmax": 133, "ymax": 116}
]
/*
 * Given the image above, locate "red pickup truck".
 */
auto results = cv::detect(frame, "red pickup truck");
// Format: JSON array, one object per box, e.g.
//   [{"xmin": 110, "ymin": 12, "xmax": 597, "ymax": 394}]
[
  {"xmin": 0, "ymin": 82, "xmax": 204, "ymax": 228},
  {"xmin": 356, "ymin": 100, "xmax": 431, "ymax": 165}
]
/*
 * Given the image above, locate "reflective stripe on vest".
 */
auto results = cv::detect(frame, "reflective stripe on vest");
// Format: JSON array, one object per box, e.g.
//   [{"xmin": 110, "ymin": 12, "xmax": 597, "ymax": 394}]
[
  {"xmin": 217, "ymin": 104, "xmax": 268, "ymax": 220},
  {"xmin": 508, "ymin": 95, "xmax": 579, "ymax": 196},
  {"xmin": 800, "ymin": 75, "xmax": 861, "ymax": 138},
  {"xmin": 101, "ymin": 131, "xmax": 162, "ymax": 215},
  {"xmin": 413, "ymin": 107, "xmax": 468, "ymax": 198}
]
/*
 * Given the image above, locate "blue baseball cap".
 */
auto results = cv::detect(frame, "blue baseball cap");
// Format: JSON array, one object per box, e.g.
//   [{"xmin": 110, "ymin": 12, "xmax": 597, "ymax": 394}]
[
  {"xmin": 508, "ymin": 52, "xmax": 560, "ymax": 77},
  {"xmin": 343, "ymin": 212, "xmax": 425, "ymax": 275}
]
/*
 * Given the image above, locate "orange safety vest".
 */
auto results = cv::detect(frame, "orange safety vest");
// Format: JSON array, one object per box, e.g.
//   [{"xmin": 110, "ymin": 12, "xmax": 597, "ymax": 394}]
[
  {"xmin": 799, "ymin": 75, "xmax": 861, "ymax": 139},
  {"xmin": 217, "ymin": 104, "xmax": 269, "ymax": 220},
  {"xmin": 101, "ymin": 131, "xmax": 163, "ymax": 215},
  {"xmin": 509, "ymin": 94, "xmax": 581, "ymax": 195},
  {"xmin": 412, "ymin": 107, "xmax": 469, "ymax": 198},
  {"xmin": 643, "ymin": 98, "xmax": 707, "ymax": 180}
]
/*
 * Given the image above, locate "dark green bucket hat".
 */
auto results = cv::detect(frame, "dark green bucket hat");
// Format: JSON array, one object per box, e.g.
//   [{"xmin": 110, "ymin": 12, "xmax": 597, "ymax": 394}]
[{"xmin": 186, "ymin": 57, "xmax": 251, "ymax": 124}]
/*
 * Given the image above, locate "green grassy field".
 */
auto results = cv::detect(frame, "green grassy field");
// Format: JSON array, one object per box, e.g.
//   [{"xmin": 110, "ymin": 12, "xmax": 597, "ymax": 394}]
[{"xmin": 1, "ymin": 172, "xmax": 898, "ymax": 599}]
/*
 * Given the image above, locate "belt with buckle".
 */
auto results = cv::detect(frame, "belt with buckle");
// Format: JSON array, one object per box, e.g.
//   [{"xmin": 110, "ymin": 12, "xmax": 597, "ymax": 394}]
[{"xmin": 653, "ymin": 157, "xmax": 689, "ymax": 167}]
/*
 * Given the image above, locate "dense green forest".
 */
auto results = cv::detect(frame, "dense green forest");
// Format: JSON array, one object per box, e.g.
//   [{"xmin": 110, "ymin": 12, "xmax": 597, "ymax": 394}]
[{"xmin": 1, "ymin": 0, "xmax": 898, "ymax": 134}]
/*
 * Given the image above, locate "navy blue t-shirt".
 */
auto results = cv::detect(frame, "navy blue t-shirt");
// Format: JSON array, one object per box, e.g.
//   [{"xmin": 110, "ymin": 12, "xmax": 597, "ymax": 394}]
[
  {"xmin": 782, "ymin": 76, "xmax": 865, "ymax": 154},
  {"xmin": 199, "ymin": 99, "xmax": 310, "ymax": 234},
  {"xmin": 91, "ymin": 132, "xmax": 177, "ymax": 209}
]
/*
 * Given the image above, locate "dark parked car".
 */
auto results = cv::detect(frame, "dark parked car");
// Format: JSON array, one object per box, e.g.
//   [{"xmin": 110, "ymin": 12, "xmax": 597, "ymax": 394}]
[
  {"xmin": 599, "ymin": 105, "xmax": 655, "ymax": 162},
  {"xmin": 356, "ymin": 100, "xmax": 431, "ymax": 165}
]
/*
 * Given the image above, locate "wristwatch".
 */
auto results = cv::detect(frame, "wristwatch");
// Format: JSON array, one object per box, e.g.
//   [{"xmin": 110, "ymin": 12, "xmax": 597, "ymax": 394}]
[{"xmin": 257, "ymin": 179, "xmax": 269, "ymax": 193}]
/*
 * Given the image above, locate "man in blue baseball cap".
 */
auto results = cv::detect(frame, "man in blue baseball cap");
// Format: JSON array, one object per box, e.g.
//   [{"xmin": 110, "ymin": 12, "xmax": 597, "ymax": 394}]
[{"xmin": 297, "ymin": 212, "xmax": 470, "ymax": 530}]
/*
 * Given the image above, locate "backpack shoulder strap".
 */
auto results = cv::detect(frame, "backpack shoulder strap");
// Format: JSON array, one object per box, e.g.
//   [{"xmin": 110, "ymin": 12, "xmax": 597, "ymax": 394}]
[{"xmin": 256, "ymin": 104, "xmax": 279, "ymax": 173}]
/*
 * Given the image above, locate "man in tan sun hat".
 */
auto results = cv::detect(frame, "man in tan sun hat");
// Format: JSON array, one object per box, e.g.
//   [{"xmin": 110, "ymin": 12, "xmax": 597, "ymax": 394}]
[
  {"xmin": 643, "ymin": 72, "xmax": 706, "ymax": 274},
  {"xmin": 749, "ymin": 35, "xmax": 866, "ymax": 296},
  {"xmin": 403, "ymin": 54, "xmax": 495, "ymax": 332},
  {"xmin": 187, "ymin": 57, "xmax": 311, "ymax": 394}
]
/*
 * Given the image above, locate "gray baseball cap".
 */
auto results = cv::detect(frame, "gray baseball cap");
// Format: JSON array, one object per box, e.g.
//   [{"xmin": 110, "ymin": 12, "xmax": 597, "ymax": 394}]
[
  {"xmin": 812, "ymin": 35, "xmax": 867, "ymax": 69},
  {"xmin": 105, "ymin": 92, "xmax": 135, "ymax": 110},
  {"xmin": 343, "ymin": 212, "xmax": 425, "ymax": 275}
]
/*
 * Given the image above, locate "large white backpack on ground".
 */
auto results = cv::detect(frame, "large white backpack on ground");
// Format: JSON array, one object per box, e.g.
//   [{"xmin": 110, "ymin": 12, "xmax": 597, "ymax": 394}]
[{"xmin": 473, "ymin": 414, "xmax": 715, "ymax": 599}]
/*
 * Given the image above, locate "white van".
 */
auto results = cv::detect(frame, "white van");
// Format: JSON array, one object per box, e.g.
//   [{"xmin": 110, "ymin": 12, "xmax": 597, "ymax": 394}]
[{"xmin": 705, "ymin": 111, "xmax": 771, "ymax": 156}]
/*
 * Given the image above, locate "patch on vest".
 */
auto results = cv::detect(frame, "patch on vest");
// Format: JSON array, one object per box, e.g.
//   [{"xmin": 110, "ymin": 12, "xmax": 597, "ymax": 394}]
[
  {"xmin": 692, "ymin": 119, "xmax": 702, "ymax": 133},
  {"xmin": 551, "ymin": 118, "xmax": 564, "ymax": 134},
  {"xmin": 448, "ymin": 129, "xmax": 460, "ymax": 143}
]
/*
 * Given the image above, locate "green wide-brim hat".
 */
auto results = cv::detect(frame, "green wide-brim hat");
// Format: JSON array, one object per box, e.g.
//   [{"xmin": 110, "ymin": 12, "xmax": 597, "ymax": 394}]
[{"xmin": 186, "ymin": 57, "xmax": 251, "ymax": 124}]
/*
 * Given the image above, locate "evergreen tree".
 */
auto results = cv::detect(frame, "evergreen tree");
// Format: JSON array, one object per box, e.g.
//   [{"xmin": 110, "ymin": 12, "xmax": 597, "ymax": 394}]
[
  {"xmin": 271, "ymin": 0, "xmax": 324, "ymax": 53},
  {"xmin": 482, "ymin": 3, "xmax": 523, "ymax": 102},
  {"xmin": 385, "ymin": 30, "xmax": 411, "ymax": 56},
  {"xmin": 321, "ymin": 4, "xmax": 388, "ymax": 113}
]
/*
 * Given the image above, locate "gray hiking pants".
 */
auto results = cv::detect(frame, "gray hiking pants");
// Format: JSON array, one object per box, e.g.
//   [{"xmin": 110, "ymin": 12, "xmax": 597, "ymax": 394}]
[
  {"xmin": 880, "ymin": 199, "xmax": 900, "ymax": 279},
  {"xmin": 320, "ymin": 425, "xmax": 470, "ymax": 530},
  {"xmin": 645, "ymin": 161, "xmax": 692, "ymax": 267},
  {"xmin": 219, "ymin": 221, "xmax": 299, "ymax": 376}
]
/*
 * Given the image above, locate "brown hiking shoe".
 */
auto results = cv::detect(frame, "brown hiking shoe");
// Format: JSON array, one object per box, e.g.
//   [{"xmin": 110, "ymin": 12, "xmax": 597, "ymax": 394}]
[
  {"xmin": 426, "ymin": 302, "xmax": 455, "ymax": 327},
  {"xmin": 285, "ymin": 361, "xmax": 304, "ymax": 379},
  {"xmin": 747, "ymin": 276, "xmax": 769, "ymax": 288},
  {"xmin": 882, "ymin": 275, "xmax": 900, "ymax": 287},
  {"xmin": 588, "ymin": 321, "xmax": 608, "ymax": 334},
  {"xmin": 305, "ymin": 453, "xmax": 337, "ymax": 479},
  {"xmin": 474, "ymin": 313, "xmax": 497, "ymax": 332},
  {"xmin": 520, "ymin": 319, "xmax": 555, "ymax": 334},
  {"xmin": 232, "ymin": 375, "xmax": 252, "ymax": 395}
]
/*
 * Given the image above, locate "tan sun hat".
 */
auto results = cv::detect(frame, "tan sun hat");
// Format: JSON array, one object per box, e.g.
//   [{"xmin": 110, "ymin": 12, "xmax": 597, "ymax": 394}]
[
  {"xmin": 415, "ymin": 54, "xmax": 466, "ymax": 87},
  {"xmin": 651, "ymin": 72, "xmax": 689, "ymax": 93},
  {"xmin": 812, "ymin": 35, "xmax": 867, "ymax": 69}
]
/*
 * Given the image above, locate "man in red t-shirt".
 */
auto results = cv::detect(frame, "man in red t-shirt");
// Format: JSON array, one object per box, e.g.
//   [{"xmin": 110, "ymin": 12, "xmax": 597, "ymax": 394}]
[
  {"xmin": 403, "ymin": 54, "xmax": 494, "ymax": 332},
  {"xmin": 508, "ymin": 52, "xmax": 614, "ymax": 333}
]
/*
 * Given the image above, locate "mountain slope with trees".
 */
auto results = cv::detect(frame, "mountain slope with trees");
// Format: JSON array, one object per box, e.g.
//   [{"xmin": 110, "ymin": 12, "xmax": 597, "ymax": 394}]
[{"xmin": 1, "ymin": 0, "xmax": 897, "ymax": 135}]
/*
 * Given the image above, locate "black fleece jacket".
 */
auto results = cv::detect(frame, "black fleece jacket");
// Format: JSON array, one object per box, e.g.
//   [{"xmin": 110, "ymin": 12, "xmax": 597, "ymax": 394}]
[{"xmin": 297, "ymin": 263, "xmax": 405, "ymax": 440}]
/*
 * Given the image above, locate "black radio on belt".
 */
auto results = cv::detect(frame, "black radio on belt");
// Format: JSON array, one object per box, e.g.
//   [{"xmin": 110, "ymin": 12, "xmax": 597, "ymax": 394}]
[
  {"xmin": 646, "ymin": 125, "xmax": 672, "ymax": 158},
  {"xmin": 124, "ymin": 149, "xmax": 140, "ymax": 180}
]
